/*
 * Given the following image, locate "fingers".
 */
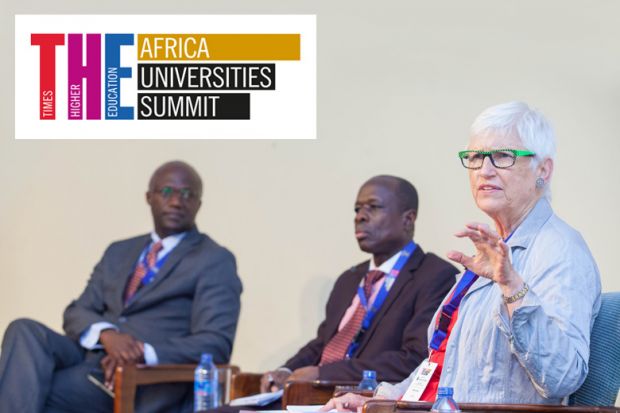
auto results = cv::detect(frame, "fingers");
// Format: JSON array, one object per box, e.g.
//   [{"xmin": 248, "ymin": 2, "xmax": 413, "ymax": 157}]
[
  {"xmin": 450, "ymin": 221, "xmax": 515, "ymax": 284},
  {"xmin": 456, "ymin": 224, "xmax": 500, "ymax": 243},
  {"xmin": 100, "ymin": 354, "xmax": 110, "ymax": 368},
  {"xmin": 118, "ymin": 336, "xmax": 143, "ymax": 362},
  {"xmin": 101, "ymin": 356, "xmax": 117, "ymax": 389},
  {"xmin": 260, "ymin": 372, "xmax": 273, "ymax": 393},
  {"xmin": 261, "ymin": 370, "xmax": 290, "ymax": 393},
  {"xmin": 465, "ymin": 222, "xmax": 491, "ymax": 232},
  {"xmin": 498, "ymin": 239, "xmax": 510, "ymax": 257},
  {"xmin": 126, "ymin": 339, "xmax": 144, "ymax": 362},
  {"xmin": 455, "ymin": 223, "xmax": 505, "ymax": 262},
  {"xmin": 334, "ymin": 398, "xmax": 347, "ymax": 411},
  {"xmin": 446, "ymin": 250, "xmax": 473, "ymax": 268},
  {"xmin": 319, "ymin": 398, "xmax": 336, "ymax": 412},
  {"xmin": 101, "ymin": 331, "xmax": 145, "ymax": 364},
  {"xmin": 118, "ymin": 350, "xmax": 138, "ymax": 364},
  {"xmin": 320, "ymin": 395, "xmax": 349, "ymax": 412},
  {"xmin": 470, "ymin": 223, "xmax": 503, "ymax": 243},
  {"xmin": 321, "ymin": 394, "xmax": 367, "ymax": 412},
  {"xmin": 446, "ymin": 250, "xmax": 462, "ymax": 263},
  {"xmin": 454, "ymin": 228, "xmax": 481, "ymax": 242}
]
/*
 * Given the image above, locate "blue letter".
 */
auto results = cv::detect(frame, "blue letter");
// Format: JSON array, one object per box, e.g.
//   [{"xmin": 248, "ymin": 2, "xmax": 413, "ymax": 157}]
[{"xmin": 105, "ymin": 34, "xmax": 134, "ymax": 120}]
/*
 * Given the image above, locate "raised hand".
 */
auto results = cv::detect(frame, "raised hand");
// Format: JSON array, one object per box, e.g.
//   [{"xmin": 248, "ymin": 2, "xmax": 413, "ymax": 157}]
[
  {"xmin": 447, "ymin": 222, "xmax": 526, "ymax": 315},
  {"xmin": 448, "ymin": 223, "xmax": 523, "ymax": 292}
]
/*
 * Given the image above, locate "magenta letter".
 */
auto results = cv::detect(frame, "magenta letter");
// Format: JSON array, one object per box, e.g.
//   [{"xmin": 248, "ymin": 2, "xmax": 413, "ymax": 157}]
[{"xmin": 67, "ymin": 34, "xmax": 101, "ymax": 120}]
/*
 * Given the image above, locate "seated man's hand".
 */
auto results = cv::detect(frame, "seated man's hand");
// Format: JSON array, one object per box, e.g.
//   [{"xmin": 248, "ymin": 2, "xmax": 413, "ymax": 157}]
[
  {"xmin": 100, "ymin": 329, "xmax": 144, "ymax": 364},
  {"xmin": 320, "ymin": 393, "xmax": 371, "ymax": 413},
  {"xmin": 101, "ymin": 355, "xmax": 118, "ymax": 389},
  {"xmin": 260, "ymin": 369, "xmax": 291, "ymax": 393},
  {"xmin": 288, "ymin": 366, "xmax": 319, "ymax": 382}
]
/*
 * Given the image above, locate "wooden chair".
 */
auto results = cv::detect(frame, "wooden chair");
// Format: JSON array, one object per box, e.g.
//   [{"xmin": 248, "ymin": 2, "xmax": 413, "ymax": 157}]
[
  {"xmin": 229, "ymin": 373, "xmax": 360, "ymax": 408},
  {"xmin": 282, "ymin": 380, "xmax": 360, "ymax": 408},
  {"xmin": 113, "ymin": 364, "xmax": 239, "ymax": 413},
  {"xmin": 229, "ymin": 372, "xmax": 262, "ymax": 401},
  {"xmin": 363, "ymin": 400, "xmax": 620, "ymax": 413}
]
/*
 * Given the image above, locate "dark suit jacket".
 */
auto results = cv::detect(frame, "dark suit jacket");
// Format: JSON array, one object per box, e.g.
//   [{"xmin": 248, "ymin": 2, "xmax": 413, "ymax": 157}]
[
  {"xmin": 284, "ymin": 244, "xmax": 457, "ymax": 382},
  {"xmin": 63, "ymin": 227, "xmax": 242, "ymax": 412}
]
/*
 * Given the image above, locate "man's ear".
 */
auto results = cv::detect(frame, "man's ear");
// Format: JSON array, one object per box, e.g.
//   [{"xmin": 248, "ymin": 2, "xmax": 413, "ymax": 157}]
[
  {"xmin": 403, "ymin": 209, "xmax": 417, "ymax": 233},
  {"xmin": 146, "ymin": 191, "xmax": 152, "ymax": 206}
]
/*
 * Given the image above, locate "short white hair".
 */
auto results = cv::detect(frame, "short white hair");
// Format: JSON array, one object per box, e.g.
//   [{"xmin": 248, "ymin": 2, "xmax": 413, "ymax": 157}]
[{"xmin": 470, "ymin": 101, "xmax": 556, "ymax": 198}]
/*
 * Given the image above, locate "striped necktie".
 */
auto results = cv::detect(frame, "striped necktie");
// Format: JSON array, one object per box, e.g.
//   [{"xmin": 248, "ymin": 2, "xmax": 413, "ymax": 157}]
[
  {"xmin": 124, "ymin": 241, "xmax": 163, "ymax": 304},
  {"xmin": 319, "ymin": 269, "xmax": 385, "ymax": 365}
]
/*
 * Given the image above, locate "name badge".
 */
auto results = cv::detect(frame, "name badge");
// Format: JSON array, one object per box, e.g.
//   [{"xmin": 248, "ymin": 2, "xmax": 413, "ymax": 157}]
[{"xmin": 400, "ymin": 360, "xmax": 438, "ymax": 402}]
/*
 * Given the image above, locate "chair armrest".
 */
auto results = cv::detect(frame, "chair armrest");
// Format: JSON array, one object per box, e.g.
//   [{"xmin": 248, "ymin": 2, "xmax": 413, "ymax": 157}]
[
  {"xmin": 363, "ymin": 400, "xmax": 406, "ymax": 413},
  {"xmin": 114, "ymin": 364, "xmax": 239, "ymax": 413},
  {"xmin": 282, "ymin": 380, "xmax": 359, "ymax": 409},
  {"xmin": 229, "ymin": 372, "xmax": 263, "ymax": 400}
]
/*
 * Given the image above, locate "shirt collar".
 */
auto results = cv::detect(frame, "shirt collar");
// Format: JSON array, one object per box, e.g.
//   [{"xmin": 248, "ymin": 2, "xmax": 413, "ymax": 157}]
[
  {"xmin": 506, "ymin": 197, "xmax": 554, "ymax": 249},
  {"xmin": 369, "ymin": 250, "xmax": 403, "ymax": 274},
  {"xmin": 150, "ymin": 231, "xmax": 187, "ymax": 255}
]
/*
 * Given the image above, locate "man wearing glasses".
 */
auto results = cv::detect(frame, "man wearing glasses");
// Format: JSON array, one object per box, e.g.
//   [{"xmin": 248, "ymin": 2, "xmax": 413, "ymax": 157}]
[{"xmin": 0, "ymin": 161, "xmax": 243, "ymax": 413}]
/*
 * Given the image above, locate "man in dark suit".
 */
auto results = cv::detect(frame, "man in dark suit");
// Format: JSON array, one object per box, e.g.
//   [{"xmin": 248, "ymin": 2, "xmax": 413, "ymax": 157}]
[
  {"xmin": 0, "ymin": 161, "xmax": 243, "ymax": 413},
  {"xmin": 259, "ymin": 175, "xmax": 458, "ymax": 394}
]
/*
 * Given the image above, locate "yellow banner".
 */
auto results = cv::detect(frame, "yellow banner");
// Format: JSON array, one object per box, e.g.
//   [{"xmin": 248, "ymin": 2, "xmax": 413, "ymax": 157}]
[{"xmin": 138, "ymin": 34, "xmax": 300, "ymax": 61}]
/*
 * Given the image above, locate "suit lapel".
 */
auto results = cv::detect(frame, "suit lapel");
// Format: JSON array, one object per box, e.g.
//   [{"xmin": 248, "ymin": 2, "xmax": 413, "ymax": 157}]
[
  {"xmin": 355, "ymin": 246, "xmax": 425, "ymax": 354},
  {"xmin": 123, "ymin": 228, "xmax": 203, "ymax": 312}
]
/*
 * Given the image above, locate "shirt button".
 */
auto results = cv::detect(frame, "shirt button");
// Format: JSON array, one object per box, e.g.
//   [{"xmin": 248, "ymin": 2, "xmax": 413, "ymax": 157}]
[{"xmin": 118, "ymin": 317, "xmax": 127, "ymax": 323}]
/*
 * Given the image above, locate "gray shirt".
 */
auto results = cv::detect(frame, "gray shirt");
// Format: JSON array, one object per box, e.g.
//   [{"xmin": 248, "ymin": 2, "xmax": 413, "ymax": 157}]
[{"xmin": 377, "ymin": 198, "xmax": 601, "ymax": 404}]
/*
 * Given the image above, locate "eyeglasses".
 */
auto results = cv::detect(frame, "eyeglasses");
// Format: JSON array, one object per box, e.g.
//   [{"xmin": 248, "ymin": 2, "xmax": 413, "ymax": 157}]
[
  {"xmin": 458, "ymin": 149, "xmax": 535, "ymax": 169},
  {"xmin": 154, "ymin": 186, "xmax": 198, "ymax": 201}
]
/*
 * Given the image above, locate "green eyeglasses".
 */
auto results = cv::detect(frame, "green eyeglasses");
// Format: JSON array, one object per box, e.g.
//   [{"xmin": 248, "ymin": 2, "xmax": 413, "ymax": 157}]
[
  {"xmin": 458, "ymin": 149, "xmax": 535, "ymax": 169},
  {"xmin": 155, "ymin": 186, "xmax": 197, "ymax": 201}
]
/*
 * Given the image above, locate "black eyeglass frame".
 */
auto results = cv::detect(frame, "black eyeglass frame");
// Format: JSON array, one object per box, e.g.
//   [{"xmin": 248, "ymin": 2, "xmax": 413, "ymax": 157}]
[
  {"xmin": 153, "ymin": 186, "xmax": 198, "ymax": 201},
  {"xmin": 458, "ymin": 149, "xmax": 536, "ymax": 170}
]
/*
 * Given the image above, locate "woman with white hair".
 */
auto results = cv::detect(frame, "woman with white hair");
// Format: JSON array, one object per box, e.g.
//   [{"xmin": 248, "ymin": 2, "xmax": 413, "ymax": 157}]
[{"xmin": 321, "ymin": 101, "xmax": 601, "ymax": 410}]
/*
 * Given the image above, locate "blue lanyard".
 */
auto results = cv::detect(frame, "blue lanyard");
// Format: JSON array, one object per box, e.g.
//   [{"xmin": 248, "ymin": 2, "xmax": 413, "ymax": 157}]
[
  {"xmin": 346, "ymin": 241, "xmax": 417, "ymax": 358},
  {"xmin": 137, "ymin": 243, "xmax": 172, "ymax": 287},
  {"xmin": 428, "ymin": 269, "xmax": 478, "ymax": 350},
  {"xmin": 428, "ymin": 230, "xmax": 515, "ymax": 351}
]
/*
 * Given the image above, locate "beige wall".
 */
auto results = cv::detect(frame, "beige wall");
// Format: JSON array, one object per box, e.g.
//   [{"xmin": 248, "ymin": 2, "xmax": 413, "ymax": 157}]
[{"xmin": 2, "ymin": 1, "xmax": 619, "ymax": 372}]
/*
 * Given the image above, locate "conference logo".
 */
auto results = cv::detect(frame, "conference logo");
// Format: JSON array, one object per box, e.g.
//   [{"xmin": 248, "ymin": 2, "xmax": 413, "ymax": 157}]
[{"xmin": 15, "ymin": 15, "xmax": 316, "ymax": 139}]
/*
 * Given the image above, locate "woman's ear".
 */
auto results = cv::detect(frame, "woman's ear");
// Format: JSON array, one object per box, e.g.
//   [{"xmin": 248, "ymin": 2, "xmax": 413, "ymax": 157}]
[{"xmin": 538, "ymin": 157, "xmax": 554, "ymax": 183}]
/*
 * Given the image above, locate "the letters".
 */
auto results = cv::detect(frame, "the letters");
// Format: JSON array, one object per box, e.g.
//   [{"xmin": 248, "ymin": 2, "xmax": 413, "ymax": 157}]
[{"xmin": 31, "ymin": 34, "xmax": 65, "ymax": 120}]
